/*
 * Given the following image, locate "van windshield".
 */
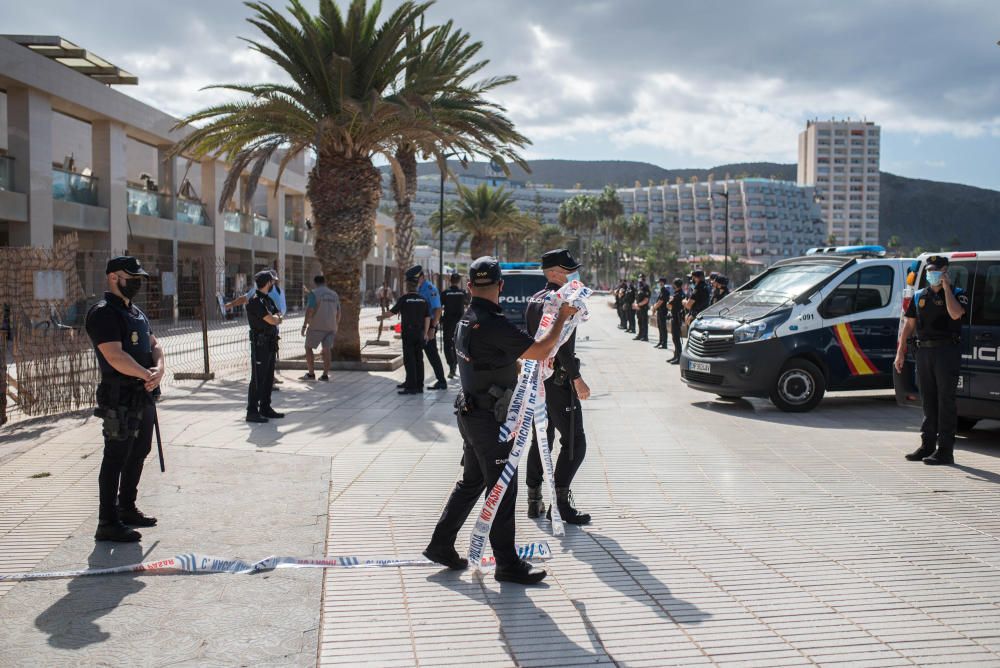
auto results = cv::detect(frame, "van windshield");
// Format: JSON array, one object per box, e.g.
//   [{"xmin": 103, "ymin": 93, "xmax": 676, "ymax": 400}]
[{"xmin": 745, "ymin": 264, "xmax": 841, "ymax": 302}]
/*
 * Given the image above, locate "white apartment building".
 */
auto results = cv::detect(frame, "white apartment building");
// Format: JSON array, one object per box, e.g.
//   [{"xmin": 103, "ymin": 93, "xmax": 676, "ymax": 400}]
[
  {"xmin": 0, "ymin": 35, "xmax": 397, "ymax": 305},
  {"xmin": 797, "ymin": 119, "xmax": 881, "ymax": 246}
]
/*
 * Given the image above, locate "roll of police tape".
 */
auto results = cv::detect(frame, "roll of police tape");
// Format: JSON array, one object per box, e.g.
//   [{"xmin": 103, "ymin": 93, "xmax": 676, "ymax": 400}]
[
  {"xmin": 0, "ymin": 541, "xmax": 552, "ymax": 582},
  {"xmin": 467, "ymin": 281, "xmax": 592, "ymax": 568}
]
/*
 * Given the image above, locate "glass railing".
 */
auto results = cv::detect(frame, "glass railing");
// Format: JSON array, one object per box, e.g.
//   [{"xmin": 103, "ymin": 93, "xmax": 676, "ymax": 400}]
[
  {"xmin": 127, "ymin": 187, "xmax": 163, "ymax": 217},
  {"xmin": 174, "ymin": 197, "xmax": 207, "ymax": 225},
  {"xmin": 253, "ymin": 215, "xmax": 271, "ymax": 237},
  {"xmin": 0, "ymin": 156, "xmax": 13, "ymax": 191},
  {"xmin": 52, "ymin": 168, "xmax": 98, "ymax": 205},
  {"xmin": 284, "ymin": 221, "xmax": 304, "ymax": 241},
  {"xmin": 223, "ymin": 210, "xmax": 244, "ymax": 233}
]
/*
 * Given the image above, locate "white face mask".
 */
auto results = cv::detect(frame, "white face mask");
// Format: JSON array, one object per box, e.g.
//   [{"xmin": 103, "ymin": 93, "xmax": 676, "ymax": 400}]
[{"xmin": 565, "ymin": 271, "xmax": 581, "ymax": 283}]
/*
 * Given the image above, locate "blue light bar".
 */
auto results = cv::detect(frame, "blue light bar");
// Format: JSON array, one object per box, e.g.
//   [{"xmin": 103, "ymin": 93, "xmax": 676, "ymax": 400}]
[
  {"xmin": 499, "ymin": 262, "xmax": 541, "ymax": 270},
  {"xmin": 805, "ymin": 245, "xmax": 886, "ymax": 257}
]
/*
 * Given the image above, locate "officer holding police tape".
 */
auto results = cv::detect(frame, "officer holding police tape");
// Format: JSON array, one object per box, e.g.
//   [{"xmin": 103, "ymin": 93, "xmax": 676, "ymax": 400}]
[
  {"xmin": 895, "ymin": 255, "xmax": 969, "ymax": 465},
  {"xmin": 423, "ymin": 256, "xmax": 577, "ymax": 585},
  {"xmin": 85, "ymin": 256, "xmax": 165, "ymax": 542}
]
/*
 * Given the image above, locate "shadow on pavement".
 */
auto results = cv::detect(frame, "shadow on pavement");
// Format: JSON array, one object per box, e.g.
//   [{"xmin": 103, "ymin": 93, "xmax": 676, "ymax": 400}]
[
  {"xmin": 35, "ymin": 541, "xmax": 146, "ymax": 649},
  {"xmin": 427, "ymin": 570, "xmax": 610, "ymax": 666},
  {"xmin": 957, "ymin": 422, "xmax": 1000, "ymax": 461},
  {"xmin": 690, "ymin": 394, "xmax": 911, "ymax": 431}
]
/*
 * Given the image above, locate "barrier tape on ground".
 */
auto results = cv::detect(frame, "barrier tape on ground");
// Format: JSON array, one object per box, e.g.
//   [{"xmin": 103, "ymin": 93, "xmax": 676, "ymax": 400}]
[
  {"xmin": 0, "ymin": 542, "xmax": 552, "ymax": 582},
  {"xmin": 467, "ymin": 281, "xmax": 591, "ymax": 569}
]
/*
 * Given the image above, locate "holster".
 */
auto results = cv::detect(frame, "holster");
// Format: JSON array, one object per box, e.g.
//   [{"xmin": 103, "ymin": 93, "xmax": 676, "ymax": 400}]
[
  {"xmin": 487, "ymin": 385, "xmax": 514, "ymax": 423},
  {"xmin": 551, "ymin": 367, "xmax": 569, "ymax": 387},
  {"xmin": 94, "ymin": 378, "xmax": 147, "ymax": 441}
]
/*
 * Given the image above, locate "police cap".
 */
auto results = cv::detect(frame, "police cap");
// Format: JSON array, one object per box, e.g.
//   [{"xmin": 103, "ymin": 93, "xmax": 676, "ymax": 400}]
[
  {"xmin": 690, "ymin": 269, "xmax": 705, "ymax": 279},
  {"xmin": 540, "ymin": 248, "xmax": 582, "ymax": 270},
  {"xmin": 105, "ymin": 255, "xmax": 149, "ymax": 277},
  {"xmin": 658, "ymin": 276, "xmax": 668, "ymax": 283},
  {"xmin": 469, "ymin": 256, "xmax": 502, "ymax": 286},
  {"xmin": 926, "ymin": 255, "xmax": 949, "ymax": 270},
  {"xmin": 254, "ymin": 270, "xmax": 275, "ymax": 289},
  {"xmin": 673, "ymin": 278, "xmax": 684, "ymax": 287},
  {"xmin": 717, "ymin": 276, "xmax": 729, "ymax": 287},
  {"xmin": 404, "ymin": 265, "xmax": 424, "ymax": 281}
]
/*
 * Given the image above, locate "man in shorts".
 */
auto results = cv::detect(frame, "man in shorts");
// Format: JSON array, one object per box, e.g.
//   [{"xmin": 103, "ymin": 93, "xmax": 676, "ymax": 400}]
[{"xmin": 300, "ymin": 275, "xmax": 341, "ymax": 381}]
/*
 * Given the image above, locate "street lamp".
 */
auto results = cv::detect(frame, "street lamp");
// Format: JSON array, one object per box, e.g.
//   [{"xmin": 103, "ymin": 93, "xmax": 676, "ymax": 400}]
[{"xmin": 437, "ymin": 151, "xmax": 466, "ymax": 292}]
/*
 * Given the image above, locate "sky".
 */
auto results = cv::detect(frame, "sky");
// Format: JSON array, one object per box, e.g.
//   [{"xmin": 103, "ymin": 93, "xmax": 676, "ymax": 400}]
[{"xmin": 7, "ymin": 0, "xmax": 1000, "ymax": 190}]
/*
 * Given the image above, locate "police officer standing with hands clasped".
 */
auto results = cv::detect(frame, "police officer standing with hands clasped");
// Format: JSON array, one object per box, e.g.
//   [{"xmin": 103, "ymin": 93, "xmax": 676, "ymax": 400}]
[
  {"xmin": 423, "ymin": 257, "xmax": 578, "ymax": 585},
  {"xmin": 246, "ymin": 270, "xmax": 285, "ymax": 423},
  {"xmin": 441, "ymin": 273, "xmax": 469, "ymax": 379},
  {"xmin": 895, "ymin": 256, "xmax": 969, "ymax": 466},
  {"xmin": 86, "ymin": 256, "xmax": 165, "ymax": 542}
]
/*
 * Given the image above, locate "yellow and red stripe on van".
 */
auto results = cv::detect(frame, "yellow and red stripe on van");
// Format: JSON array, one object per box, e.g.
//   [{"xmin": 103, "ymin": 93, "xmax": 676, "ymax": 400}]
[{"xmin": 832, "ymin": 323, "xmax": 879, "ymax": 375}]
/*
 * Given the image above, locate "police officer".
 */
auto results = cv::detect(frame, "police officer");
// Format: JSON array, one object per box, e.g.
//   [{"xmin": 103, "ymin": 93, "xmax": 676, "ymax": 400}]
[
  {"xmin": 667, "ymin": 278, "xmax": 686, "ymax": 364},
  {"xmin": 708, "ymin": 272, "xmax": 720, "ymax": 303},
  {"xmin": 684, "ymin": 270, "xmax": 711, "ymax": 327},
  {"xmin": 524, "ymin": 249, "xmax": 592, "ymax": 525},
  {"xmin": 441, "ymin": 273, "xmax": 469, "ymax": 379},
  {"xmin": 623, "ymin": 279, "xmax": 637, "ymax": 333},
  {"xmin": 633, "ymin": 275, "xmax": 651, "ymax": 342},
  {"xmin": 652, "ymin": 277, "xmax": 670, "ymax": 349},
  {"xmin": 423, "ymin": 257, "xmax": 578, "ymax": 585},
  {"xmin": 895, "ymin": 256, "xmax": 969, "ymax": 465},
  {"xmin": 407, "ymin": 265, "xmax": 448, "ymax": 390},
  {"xmin": 246, "ymin": 270, "xmax": 284, "ymax": 423},
  {"xmin": 615, "ymin": 280, "xmax": 628, "ymax": 330},
  {"xmin": 380, "ymin": 278, "xmax": 431, "ymax": 394},
  {"xmin": 711, "ymin": 275, "xmax": 730, "ymax": 305},
  {"xmin": 85, "ymin": 256, "xmax": 165, "ymax": 542}
]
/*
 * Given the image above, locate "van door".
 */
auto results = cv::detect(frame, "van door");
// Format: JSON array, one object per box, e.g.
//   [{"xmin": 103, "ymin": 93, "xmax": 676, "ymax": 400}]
[
  {"xmin": 818, "ymin": 263, "xmax": 897, "ymax": 390},
  {"xmin": 967, "ymin": 259, "xmax": 1000, "ymax": 402}
]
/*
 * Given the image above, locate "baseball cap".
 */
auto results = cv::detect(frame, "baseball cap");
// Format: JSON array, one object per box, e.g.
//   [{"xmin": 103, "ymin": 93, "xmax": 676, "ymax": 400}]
[
  {"xmin": 540, "ymin": 248, "xmax": 582, "ymax": 270},
  {"xmin": 105, "ymin": 256, "xmax": 149, "ymax": 277},
  {"xmin": 691, "ymin": 269, "xmax": 705, "ymax": 279},
  {"xmin": 469, "ymin": 256, "xmax": 502, "ymax": 286}
]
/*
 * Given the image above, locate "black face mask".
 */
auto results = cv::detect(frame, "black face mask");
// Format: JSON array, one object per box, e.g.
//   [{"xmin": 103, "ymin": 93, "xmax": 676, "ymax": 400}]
[{"xmin": 119, "ymin": 277, "xmax": 142, "ymax": 300}]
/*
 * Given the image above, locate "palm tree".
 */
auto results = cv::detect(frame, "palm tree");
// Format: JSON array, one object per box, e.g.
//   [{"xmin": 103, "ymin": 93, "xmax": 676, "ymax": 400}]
[
  {"xmin": 525, "ymin": 223, "xmax": 566, "ymax": 262},
  {"xmin": 172, "ymin": 0, "xmax": 452, "ymax": 360},
  {"xmin": 557, "ymin": 194, "xmax": 599, "ymax": 278},
  {"xmin": 389, "ymin": 18, "xmax": 529, "ymax": 280},
  {"xmin": 431, "ymin": 183, "xmax": 538, "ymax": 259}
]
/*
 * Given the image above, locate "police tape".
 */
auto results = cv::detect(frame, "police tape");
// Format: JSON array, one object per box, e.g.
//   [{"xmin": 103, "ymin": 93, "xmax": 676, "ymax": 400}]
[
  {"xmin": 467, "ymin": 280, "xmax": 592, "ymax": 569},
  {"xmin": 0, "ymin": 541, "xmax": 552, "ymax": 582}
]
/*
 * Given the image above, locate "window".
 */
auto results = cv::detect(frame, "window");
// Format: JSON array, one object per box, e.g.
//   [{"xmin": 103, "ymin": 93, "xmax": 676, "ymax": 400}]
[
  {"xmin": 970, "ymin": 262, "xmax": 1000, "ymax": 326},
  {"xmin": 820, "ymin": 265, "xmax": 894, "ymax": 318}
]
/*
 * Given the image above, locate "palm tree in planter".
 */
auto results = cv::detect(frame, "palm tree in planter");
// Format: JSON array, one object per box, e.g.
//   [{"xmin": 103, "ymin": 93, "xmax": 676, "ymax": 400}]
[
  {"xmin": 431, "ymin": 183, "xmax": 538, "ymax": 259},
  {"xmin": 172, "ymin": 0, "xmax": 449, "ymax": 360},
  {"xmin": 390, "ymin": 18, "xmax": 529, "ymax": 281}
]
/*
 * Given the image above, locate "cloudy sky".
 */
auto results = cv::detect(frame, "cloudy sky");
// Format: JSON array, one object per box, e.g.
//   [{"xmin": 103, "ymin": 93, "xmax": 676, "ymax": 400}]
[{"xmin": 8, "ymin": 0, "xmax": 1000, "ymax": 189}]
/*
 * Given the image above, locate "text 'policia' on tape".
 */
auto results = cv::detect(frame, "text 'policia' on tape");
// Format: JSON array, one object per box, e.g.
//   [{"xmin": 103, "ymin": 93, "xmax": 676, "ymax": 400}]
[{"xmin": 0, "ymin": 542, "xmax": 552, "ymax": 582}]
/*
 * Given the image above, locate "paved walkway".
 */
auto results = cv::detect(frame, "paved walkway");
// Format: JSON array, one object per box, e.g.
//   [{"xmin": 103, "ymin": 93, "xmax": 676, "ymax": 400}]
[{"xmin": 1, "ymin": 303, "xmax": 1000, "ymax": 666}]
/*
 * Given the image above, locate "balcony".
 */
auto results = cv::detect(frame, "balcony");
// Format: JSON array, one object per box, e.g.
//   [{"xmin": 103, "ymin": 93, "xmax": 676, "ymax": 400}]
[
  {"xmin": 223, "ymin": 210, "xmax": 244, "ymax": 233},
  {"xmin": 174, "ymin": 197, "xmax": 207, "ymax": 225},
  {"xmin": 0, "ymin": 156, "xmax": 12, "ymax": 191},
  {"xmin": 52, "ymin": 168, "xmax": 98, "ymax": 206},
  {"xmin": 127, "ymin": 187, "xmax": 165, "ymax": 217},
  {"xmin": 284, "ymin": 220, "xmax": 304, "ymax": 242},
  {"xmin": 253, "ymin": 214, "xmax": 272, "ymax": 237}
]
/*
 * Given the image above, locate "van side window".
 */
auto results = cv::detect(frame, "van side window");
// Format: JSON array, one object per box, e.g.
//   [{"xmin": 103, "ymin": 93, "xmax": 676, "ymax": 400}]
[
  {"xmin": 971, "ymin": 262, "xmax": 1000, "ymax": 326},
  {"xmin": 820, "ymin": 265, "xmax": 894, "ymax": 318}
]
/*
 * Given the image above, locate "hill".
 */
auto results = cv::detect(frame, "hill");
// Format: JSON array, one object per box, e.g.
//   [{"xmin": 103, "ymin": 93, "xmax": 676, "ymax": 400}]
[{"xmin": 390, "ymin": 159, "xmax": 999, "ymax": 251}]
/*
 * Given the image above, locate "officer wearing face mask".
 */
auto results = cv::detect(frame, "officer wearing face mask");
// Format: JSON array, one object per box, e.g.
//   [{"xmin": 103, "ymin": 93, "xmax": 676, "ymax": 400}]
[
  {"xmin": 85, "ymin": 256, "xmax": 166, "ymax": 542},
  {"xmin": 895, "ymin": 256, "xmax": 969, "ymax": 466}
]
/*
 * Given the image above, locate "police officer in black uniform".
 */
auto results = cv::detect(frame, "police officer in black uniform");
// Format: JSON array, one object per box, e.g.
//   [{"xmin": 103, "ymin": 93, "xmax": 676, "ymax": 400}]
[
  {"xmin": 667, "ymin": 278, "xmax": 686, "ymax": 364},
  {"xmin": 684, "ymin": 270, "xmax": 711, "ymax": 326},
  {"xmin": 423, "ymin": 257, "xmax": 578, "ymax": 585},
  {"xmin": 634, "ymin": 275, "xmax": 651, "ymax": 341},
  {"xmin": 380, "ymin": 278, "xmax": 431, "ymax": 394},
  {"xmin": 895, "ymin": 256, "xmax": 969, "ymax": 465},
  {"xmin": 652, "ymin": 277, "xmax": 670, "ymax": 348},
  {"xmin": 524, "ymin": 248, "xmax": 592, "ymax": 525},
  {"xmin": 407, "ymin": 265, "xmax": 448, "ymax": 390},
  {"xmin": 85, "ymin": 256, "xmax": 165, "ymax": 542},
  {"xmin": 614, "ymin": 281, "xmax": 626, "ymax": 330},
  {"xmin": 711, "ymin": 275, "xmax": 730, "ymax": 305},
  {"xmin": 441, "ymin": 273, "xmax": 469, "ymax": 379},
  {"xmin": 246, "ymin": 270, "xmax": 285, "ymax": 423},
  {"xmin": 623, "ymin": 279, "xmax": 637, "ymax": 333}
]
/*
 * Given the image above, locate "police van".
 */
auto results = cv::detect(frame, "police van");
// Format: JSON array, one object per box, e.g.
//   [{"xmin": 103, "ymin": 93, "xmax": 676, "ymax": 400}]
[
  {"xmin": 497, "ymin": 262, "xmax": 547, "ymax": 327},
  {"xmin": 894, "ymin": 251, "xmax": 1000, "ymax": 430},
  {"xmin": 680, "ymin": 246, "xmax": 913, "ymax": 412}
]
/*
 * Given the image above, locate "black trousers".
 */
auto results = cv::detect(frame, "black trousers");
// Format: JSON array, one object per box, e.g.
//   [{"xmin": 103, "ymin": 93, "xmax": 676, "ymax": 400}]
[
  {"xmin": 671, "ymin": 317, "xmax": 683, "ymax": 355},
  {"xmin": 626, "ymin": 307, "xmax": 636, "ymax": 332},
  {"xmin": 637, "ymin": 310, "xmax": 649, "ymax": 339},
  {"xmin": 657, "ymin": 313, "xmax": 669, "ymax": 345},
  {"xmin": 917, "ymin": 344, "xmax": 961, "ymax": 450},
  {"xmin": 617, "ymin": 306, "xmax": 627, "ymax": 329},
  {"xmin": 526, "ymin": 378, "xmax": 587, "ymax": 490},
  {"xmin": 247, "ymin": 337, "xmax": 276, "ymax": 415},
  {"xmin": 99, "ymin": 402, "xmax": 154, "ymax": 521},
  {"xmin": 442, "ymin": 318, "xmax": 459, "ymax": 370},
  {"xmin": 402, "ymin": 337, "xmax": 425, "ymax": 390},
  {"xmin": 424, "ymin": 332, "xmax": 446, "ymax": 383},
  {"xmin": 429, "ymin": 409, "xmax": 519, "ymax": 568}
]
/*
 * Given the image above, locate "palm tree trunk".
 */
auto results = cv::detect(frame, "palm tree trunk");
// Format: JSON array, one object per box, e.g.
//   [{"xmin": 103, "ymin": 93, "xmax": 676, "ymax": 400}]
[
  {"xmin": 470, "ymin": 234, "xmax": 493, "ymax": 260},
  {"xmin": 308, "ymin": 151, "xmax": 380, "ymax": 361},
  {"xmin": 391, "ymin": 144, "xmax": 417, "ymax": 285}
]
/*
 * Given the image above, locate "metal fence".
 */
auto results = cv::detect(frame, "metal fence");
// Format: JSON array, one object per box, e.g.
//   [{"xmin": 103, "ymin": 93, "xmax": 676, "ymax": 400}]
[{"xmin": 1, "ymin": 237, "xmax": 392, "ymax": 427}]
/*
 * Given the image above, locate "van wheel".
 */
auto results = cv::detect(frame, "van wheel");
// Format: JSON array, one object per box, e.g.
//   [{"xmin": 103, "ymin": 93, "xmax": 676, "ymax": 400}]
[
  {"xmin": 957, "ymin": 417, "xmax": 979, "ymax": 433},
  {"xmin": 770, "ymin": 360, "xmax": 826, "ymax": 412}
]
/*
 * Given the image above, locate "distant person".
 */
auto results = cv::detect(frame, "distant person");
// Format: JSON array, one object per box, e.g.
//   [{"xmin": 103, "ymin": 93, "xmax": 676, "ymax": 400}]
[
  {"xmin": 614, "ymin": 281, "xmax": 627, "ymax": 330},
  {"xmin": 711, "ymin": 275, "xmax": 730, "ymax": 305},
  {"xmin": 667, "ymin": 278, "xmax": 685, "ymax": 364},
  {"xmin": 379, "ymin": 278, "xmax": 430, "ymax": 395},
  {"xmin": 894, "ymin": 256, "xmax": 968, "ymax": 465},
  {"xmin": 245, "ymin": 271, "xmax": 284, "ymax": 423},
  {"xmin": 376, "ymin": 282, "xmax": 394, "ymax": 312},
  {"xmin": 300, "ymin": 275, "xmax": 340, "ymax": 382},
  {"xmin": 683, "ymin": 270, "xmax": 710, "ymax": 326},
  {"xmin": 633, "ymin": 275, "xmax": 650, "ymax": 342},
  {"xmin": 623, "ymin": 280, "xmax": 637, "ymax": 333},
  {"xmin": 407, "ymin": 265, "xmax": 448, "ymax": 390},
  {"xmin": 652, "ymin": 277, "xmax": 670, "ymax": 349},
  {"xmin": 441, "ymin": 273, "xmax": 469, "ymax": 379}
]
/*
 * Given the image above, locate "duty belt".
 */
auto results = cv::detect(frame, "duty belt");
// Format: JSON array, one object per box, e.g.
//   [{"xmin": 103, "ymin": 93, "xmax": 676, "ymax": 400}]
[{"xmin": 916, "ymin": 338, "xmax": 960, "ymax": 348}]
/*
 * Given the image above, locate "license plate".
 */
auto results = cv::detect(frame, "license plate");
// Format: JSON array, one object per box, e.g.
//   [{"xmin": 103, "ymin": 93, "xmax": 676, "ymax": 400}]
[{"xmin": 688, "ymin": 361, "xmax": 711, "ymax": 373}]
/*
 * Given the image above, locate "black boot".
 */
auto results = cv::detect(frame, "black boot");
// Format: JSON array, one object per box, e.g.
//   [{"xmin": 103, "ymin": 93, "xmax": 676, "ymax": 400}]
[
  {"xmin": 494, "ymin": 559, "xmax": 546, "ymax": 585},
  {"xmin": 547, "ymin": 487, "xmax": 591, "ymax": 525},
  {"xmin": 423, "ymin": 544, "xmax": 468, "ymax": 570},
  {"xmin": 526, "ymin": 486, "xmax": 544, "ymax": 519},
  {"xmin": 923, "ymin": 447, "xmax": 954, "ymax": 466},
  {"xmin": 905, "ymin": 444, "xmax": 935, "ymax": 461},
  {"xmin": 448, "ymin": 366, "xmax": 457, "ymax": 379},
  {"xmin": 118, "ymin": 506, "xmax": 158, "ymax": 527},
  {"xmin": 95, "ymin": 520, "xmax": 141, "ymax": 542}
]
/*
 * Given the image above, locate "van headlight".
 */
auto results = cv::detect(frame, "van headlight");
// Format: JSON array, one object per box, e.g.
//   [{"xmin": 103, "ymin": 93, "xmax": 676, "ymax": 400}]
[{"xmin": 733, "ymin": 312, "xmax": 789, "ymax": 344}]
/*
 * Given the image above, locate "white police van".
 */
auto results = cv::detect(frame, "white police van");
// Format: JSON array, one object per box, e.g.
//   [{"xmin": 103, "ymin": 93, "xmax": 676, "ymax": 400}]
[
  {"xmin": 497, "ymin": 262, "xmax": 547, "ymax": 327},
  {"xmin": 680, "ymin": 246, "xmax": 913, "ymax": 412},
  {"xmin": 894, "ymin": 251, "xmax": 1000, "ymax": 430}
]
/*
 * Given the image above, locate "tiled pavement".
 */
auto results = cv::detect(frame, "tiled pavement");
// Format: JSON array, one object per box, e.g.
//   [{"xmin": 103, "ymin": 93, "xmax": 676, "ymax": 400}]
[{"xmin": 1, "ymin": 301, "xmax": 999, "ymax": 666}]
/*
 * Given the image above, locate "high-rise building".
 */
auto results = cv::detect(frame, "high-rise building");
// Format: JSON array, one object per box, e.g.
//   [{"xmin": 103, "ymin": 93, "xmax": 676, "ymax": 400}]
[{"xmin": 797, "ymin": 119, "xmax": 881, "ymax": 246}]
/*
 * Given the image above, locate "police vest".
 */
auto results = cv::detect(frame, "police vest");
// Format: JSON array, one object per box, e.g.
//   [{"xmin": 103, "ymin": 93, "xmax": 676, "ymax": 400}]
[
  {"xmin": 455, "ymin": 304, "xmax": 519, "ymax": 397},
  {"xmin": 88, "ymin": 298, "xmax": 153, "ymax": 380}
]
